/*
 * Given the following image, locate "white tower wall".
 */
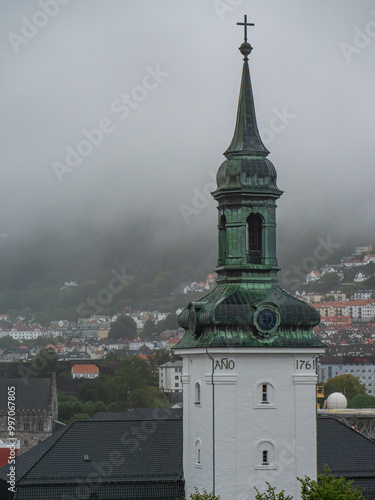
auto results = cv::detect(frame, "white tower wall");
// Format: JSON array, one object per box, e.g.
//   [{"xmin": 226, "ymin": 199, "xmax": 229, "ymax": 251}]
[{"xmin": 180, "ymin": 347, "xmax": 325, "ymax": 500}]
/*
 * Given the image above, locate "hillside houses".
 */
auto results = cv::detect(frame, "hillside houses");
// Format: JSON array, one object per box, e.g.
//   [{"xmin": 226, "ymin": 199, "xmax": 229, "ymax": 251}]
[{"xmin": 313, "ymin": 299, "xmax": 375, "ymax": 321}]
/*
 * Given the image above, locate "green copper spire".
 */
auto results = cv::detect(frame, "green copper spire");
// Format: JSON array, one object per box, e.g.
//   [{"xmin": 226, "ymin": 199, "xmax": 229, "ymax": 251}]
[
  {"xmin": 174, "ymin": 18, "xmax": 323, "ymax": 350},
  {"xmin": 224, "ymin": 36, "xmax": 269, "ymax": 158}
]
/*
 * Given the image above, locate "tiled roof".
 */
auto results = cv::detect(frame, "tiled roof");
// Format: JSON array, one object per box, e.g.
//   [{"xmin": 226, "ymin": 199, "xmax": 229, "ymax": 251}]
[
  {"xmin": 0, "ymin": 419, "xmax": 183, "ymax": 500},
  {"xmin": 0, "ymin": 378, "xmax": 51, "ymax": 410},
  {"xmin": 71, "ymin": 364, "xmax": 99, "ymax": 374}
]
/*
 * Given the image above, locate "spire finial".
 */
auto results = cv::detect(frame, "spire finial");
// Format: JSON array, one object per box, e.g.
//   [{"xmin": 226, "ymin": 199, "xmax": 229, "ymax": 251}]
[{"xmin": 236, "ymin": 15, "xmax": 254, "ymax": 60}]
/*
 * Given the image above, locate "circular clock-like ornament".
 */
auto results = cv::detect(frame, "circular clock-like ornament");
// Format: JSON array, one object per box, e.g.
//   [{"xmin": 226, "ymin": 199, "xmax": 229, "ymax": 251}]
[
  {"xmin": 188, "ymin": 309, "xmax": 197, "ymax": 334},
  {"xmin": 254, "ymin": 307, "xmax": 279, "ymax": 335}
]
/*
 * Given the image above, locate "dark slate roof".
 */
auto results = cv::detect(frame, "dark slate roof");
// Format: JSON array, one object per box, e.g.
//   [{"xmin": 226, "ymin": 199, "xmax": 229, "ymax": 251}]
[
  {"xmin": 0, "ymin": 378, "xmax": 51, "ymax": 410},
  {"xmin": 91, "ymin": 411, "xmax": 122, "ymax": 420},
  {"xmin": 0, "ymin": 419, "xmax": 183, "ymax": 500},
  {"xmin": 318, "ymin": 415, "xmax": 375, "ymax": 499},
  {"xmin": 2, "ymin": 413, "xmax": 374, "ymax": 499},
  {"xmin": 317, "ymin": 415, "xmax": 375, "ymax": 477},
  {"xmin": 91, "ymin": 407, "xmax": 182, "ymax": 420}
]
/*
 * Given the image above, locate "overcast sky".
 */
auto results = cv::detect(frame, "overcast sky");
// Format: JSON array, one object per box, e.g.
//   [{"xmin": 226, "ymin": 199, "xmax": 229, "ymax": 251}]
[{"xmin": 1, "ymin": 0, "xmax": 375, "ymax": 252}]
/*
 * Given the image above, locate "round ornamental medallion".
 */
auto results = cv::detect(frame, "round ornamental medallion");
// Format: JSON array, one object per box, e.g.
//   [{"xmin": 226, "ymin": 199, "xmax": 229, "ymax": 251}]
[{"xmin": 254, "ymin": 307, "xmax": 280, "ymax": 335}]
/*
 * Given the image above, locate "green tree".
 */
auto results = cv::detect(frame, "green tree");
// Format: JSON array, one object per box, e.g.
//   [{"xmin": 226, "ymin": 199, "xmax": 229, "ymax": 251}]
[
  {"xmin": 180, "ymin": 489, "xmax": 220, "ymax": 500},
  {"xmin": 320, "ymin": 272, "xmax": 340, "ymax": 285},
  {"xmin": 147, "ymin": 350, "xmax": 171, "ymax": 373},
  {"xmin": 324, "ymin": 374, "xmax": 366, "ymax": 402},
  {"xmin": 58, "ymin": 398, "xmax": 85, "ymax": 422},
  {"xmin": 255, "ymin": 482, "xmax": 293, "ymax": 500},
  {"xmin": 348, "ymin": 393, "xmax": 375, "ymax": 408},
  {"xmin": 143, "ymin": 319, "xmax": 156, "ymax": 338},
  {"xmin": 298, "ymin": 467, "xmax": 364, "ymax": 499},
  {"xmin": 156, "ymin": 312, "xmax": 179, "ymax": 334},
  {"xmin": 0, "ymin": 336, "xmax": 21, "ymax": 348},
  {"xmin": 70, "ymin": 412, "xmax": 91, "ymax": 421},
  {"xmin": 151, "ymin": 271, "xmax": 173, "ymax": 295},
  {"xmin": 108, "ymin": 314, "xmax": 137, "ymax": 340},
  {"xmin": 78, "ymin": 357, "xmax": 167, "ymax": 409},
  {"xmin": 29, "ymin": 348, "xmax": 59, "ymax": 378}
]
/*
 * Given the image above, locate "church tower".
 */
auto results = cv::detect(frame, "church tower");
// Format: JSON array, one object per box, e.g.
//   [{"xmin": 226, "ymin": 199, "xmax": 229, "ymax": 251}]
[{"xmin": 174, "ymin": 17, "xmax": 325, "ymax": 500}]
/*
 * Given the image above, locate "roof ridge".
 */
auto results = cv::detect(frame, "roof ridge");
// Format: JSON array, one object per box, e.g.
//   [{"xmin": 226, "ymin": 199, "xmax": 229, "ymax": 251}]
[
  {"xmin": 326, "ymin": 414, "xmax": 375, "ymax": 447},
  {"xmin": 17, "ymin": 422, "xmax": 73, "ymax": 482}
]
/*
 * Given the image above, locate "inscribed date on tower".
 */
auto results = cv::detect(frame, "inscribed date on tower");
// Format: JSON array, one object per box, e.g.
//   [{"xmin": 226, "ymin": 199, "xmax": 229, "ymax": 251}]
[{"xmin": 295, "ymin": 359, "xmax": 316, "ymax": 370}]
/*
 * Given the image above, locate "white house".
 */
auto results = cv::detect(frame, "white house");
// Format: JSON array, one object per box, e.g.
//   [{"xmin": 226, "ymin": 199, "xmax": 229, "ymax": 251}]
[
  {"xmin": 159, "ymin": 358, "xmax": 183, "ymax": 393},
  {"xmin": 71, "ymin": 364, "xmax": 99, "ymax": 379}
]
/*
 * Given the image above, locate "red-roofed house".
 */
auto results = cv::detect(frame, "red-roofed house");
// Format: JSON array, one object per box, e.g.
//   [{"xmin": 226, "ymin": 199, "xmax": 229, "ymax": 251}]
[
  {"xmin": 166, "ymin": 336, "xmax": 180, "ymax": 350},
  {"xmin": 71, "ymin": 364, "xmax": 99, "ymax": 379}
]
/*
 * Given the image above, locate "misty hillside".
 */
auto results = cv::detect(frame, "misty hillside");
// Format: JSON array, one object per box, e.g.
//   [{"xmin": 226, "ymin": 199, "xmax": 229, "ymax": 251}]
[
  {"xmin": 0, "ymin": 218, "xmax": 218, "ymax": 324},
  {"xmin": 0, "ymin": 210, "xmax": 360, "ymax": 325}
]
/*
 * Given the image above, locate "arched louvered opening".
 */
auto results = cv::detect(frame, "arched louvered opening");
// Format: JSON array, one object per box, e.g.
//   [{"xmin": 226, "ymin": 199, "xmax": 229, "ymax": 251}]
[
  {"xmin": 247, "ymin": 214, "xmax": 263, "ymax": 264},
  {"xmin": 218, "ymin": 214, "xmax": 227, "ymax": 264}
]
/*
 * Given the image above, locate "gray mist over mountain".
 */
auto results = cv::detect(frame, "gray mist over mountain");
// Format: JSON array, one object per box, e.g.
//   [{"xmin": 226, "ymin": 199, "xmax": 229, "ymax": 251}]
[{"xmin": 1, "ymin": 0, "xmax": 375, "ymax": 269}]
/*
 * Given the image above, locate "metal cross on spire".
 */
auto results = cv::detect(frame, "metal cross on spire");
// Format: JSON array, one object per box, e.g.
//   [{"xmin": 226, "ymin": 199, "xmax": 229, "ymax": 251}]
[{"xmin": 237, "ymin": 15, "xmax": 254, "ymax": 43}]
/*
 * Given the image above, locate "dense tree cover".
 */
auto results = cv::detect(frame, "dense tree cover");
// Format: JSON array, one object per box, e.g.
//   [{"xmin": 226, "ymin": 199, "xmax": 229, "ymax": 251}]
[
  {"xmin": 253, "ymin": 468, "xmax": 364, "ymax": 499},
  {"xmin": 348, "ymin": 393, "xmax": 375, "ymax": 408},
  {"xmin": 147, "ymin": 350, "xmax": 172, "ymax": 373},
  {"xmin": 58, "ymin": 357, "xmax": 169, "ymax": 423},
  {"xmin": 108, "ymin": 315, "xmax": 137, "ymax": 340},
  {"xmin": 0, "ymin": 336, "xmax": 21, "ymax": 348},
  {"xmin": 324, "ymin": 374, "xmax": 366, "ymax": 402},
  {"xmin": 156, "ymin": 312, "xmax": 179, "ymax": 334},
  {"xmin": 298, "ymin": 468, "xmax": 364, "ymax": 499},
  {"xmin": 28, "ymin": 348, "xmax": 61, "ymax": 378},
  {"xmin": 255, "ymin": 482, "xmax": 293, "ymax": 499},
  {"xmin": 143, "ymin": 319, "xmax": 156, "ymax": 337},
  {"xmin": 180, "ymin": 489, "xmax": 221, "ymax": 500}
]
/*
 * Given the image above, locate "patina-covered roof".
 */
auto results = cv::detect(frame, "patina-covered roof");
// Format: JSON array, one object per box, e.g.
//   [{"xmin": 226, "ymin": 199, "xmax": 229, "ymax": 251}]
[
  {"xmin": 176, "ymin": 282, "xmax": 324, "ymax": 349},
  {"xmin": 224, "ymin": 44, "xmax": 269, "ymax": 158},
  {"xmin": 175, "ymin": 25, "xmax": 322, "ymax": 351}
]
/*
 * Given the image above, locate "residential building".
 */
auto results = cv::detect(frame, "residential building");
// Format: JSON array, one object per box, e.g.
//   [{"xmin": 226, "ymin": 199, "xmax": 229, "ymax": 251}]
[
  {"xmin": 306, "ymin": 270, "xmax": 321, "ymax": 282},
  {"xmin": 318, "ymin": 355, "xmax": 375, "ymax": 395},
  {"xmin": 159, "ymin": 358, "xmax": 183, "ymax": 393},
  {"xmin": 71, "ymin": 364, "xmax": 99, "ymax": 379}
]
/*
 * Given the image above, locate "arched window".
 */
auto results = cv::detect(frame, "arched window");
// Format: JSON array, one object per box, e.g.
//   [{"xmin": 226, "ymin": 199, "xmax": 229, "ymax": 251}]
[
  {"xmin": 255, "ymin": 381, "xmax": 275, "ymax": 408},
  {"xmin": 255, "ymin": 439, "xmax": 276, "ymax": 469},
  {"xmin": 262, "ymin": 384, "xmax": 268, "ymax": 403},
  {"xmin": 247, "ymin": 214, "xmax": 262, "ymax": 264},
  {"xmin": 23, "ymin": 421, "xmax": 29, "ymax": 431},
  {"xmin": 195, "ymin": 382, "xmax": 201, "ymax": 404},
  {"xmin": 38, "ymin": 421, "xmax": 43, "ymax": 431},
  {"xmin": 195, "ymin": 439, "xmax": 202, "ymax": 466},
  {"xmin": 218, "ymin": 214, "xmax": 226, "ymax": 263}
]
